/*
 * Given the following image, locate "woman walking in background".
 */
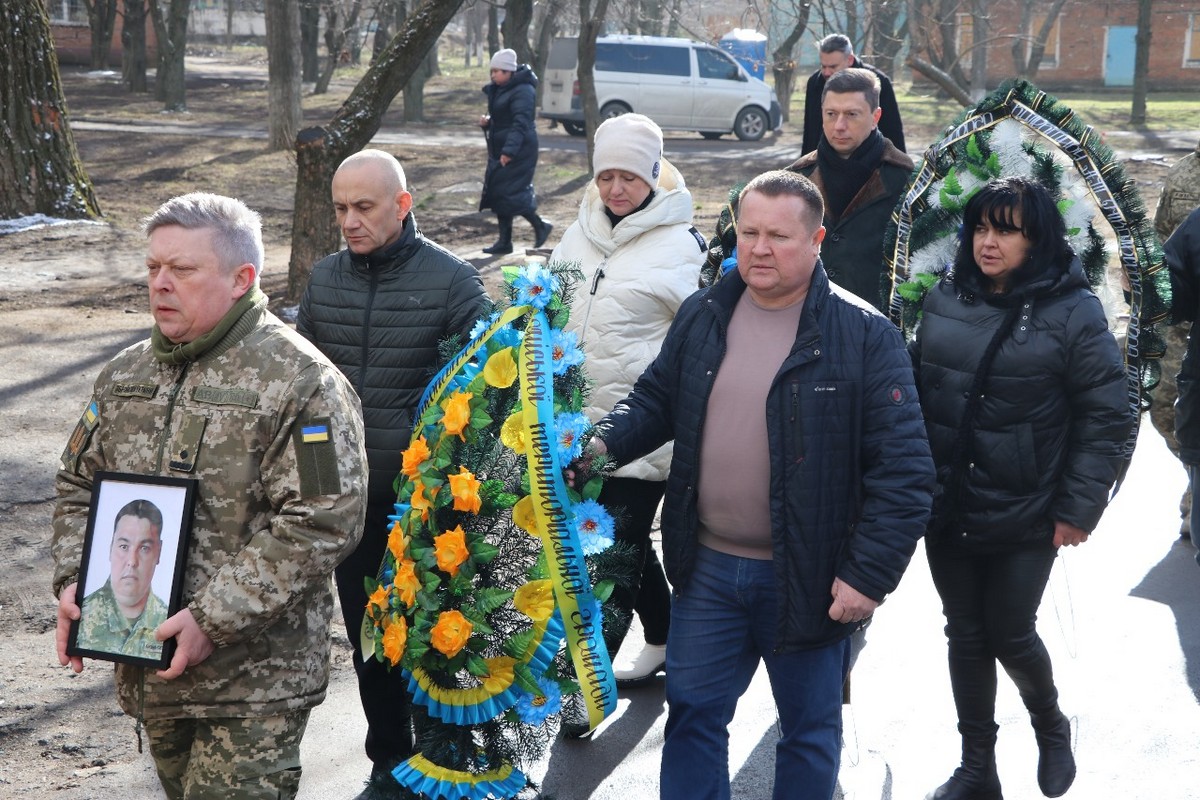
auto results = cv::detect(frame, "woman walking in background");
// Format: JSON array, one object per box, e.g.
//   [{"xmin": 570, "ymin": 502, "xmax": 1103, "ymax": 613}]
[
  {"xmin": 551, "ymin": 113, "xmax": 707, "ymax": 688},
  {"xmin": 911, "ymin": 177, "xmax": 1132, "ymax": 799},
  {"xmin": 478, "ymin": 48, "xmax": 552, "ymax": 255}
]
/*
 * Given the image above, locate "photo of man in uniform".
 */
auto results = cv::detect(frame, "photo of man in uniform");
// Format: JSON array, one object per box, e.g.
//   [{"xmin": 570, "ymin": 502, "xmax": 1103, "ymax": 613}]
[{"xmin": 78, "ymin": 499, "xmax": 169, "ymax": 659}]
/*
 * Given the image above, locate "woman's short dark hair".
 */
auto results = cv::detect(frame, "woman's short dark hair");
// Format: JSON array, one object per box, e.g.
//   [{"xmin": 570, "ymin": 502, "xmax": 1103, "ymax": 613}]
[{"xmin": 954, "ymin": 176, "xmax": 1073, "ymax": 280}]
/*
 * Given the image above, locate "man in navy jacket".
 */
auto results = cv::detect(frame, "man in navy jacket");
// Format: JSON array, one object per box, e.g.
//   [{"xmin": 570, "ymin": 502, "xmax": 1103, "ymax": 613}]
[{"xmin": 588, "ymin": 170, "xmax": 934, "ymax": 799}]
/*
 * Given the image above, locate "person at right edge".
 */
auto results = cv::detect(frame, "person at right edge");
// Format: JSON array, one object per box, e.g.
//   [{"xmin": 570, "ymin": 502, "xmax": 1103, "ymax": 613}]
[
  {"xmin": 910, "ymin": 177, "xmax": 1133, "ymax": 800},
  {"xmin": 1165, "ymin": 204, "xmax": 1200, "ymax": 563},
  {"xmin": 478, "ymin": 47, "xmax": 553, "ymax": 255}
]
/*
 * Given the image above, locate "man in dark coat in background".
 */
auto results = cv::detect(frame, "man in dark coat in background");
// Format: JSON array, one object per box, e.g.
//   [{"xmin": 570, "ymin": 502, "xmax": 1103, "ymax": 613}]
[
  {"xmin": 1165, "ymin": 205, "xmax": 1200, "ymax": 563},
  {"xmin": 479, "ymin": 48, "xmax": 553, "ymax": 254},
  {"xmin": 297, "ymin": 149, "xmax": 488, "ymax": 800},
  {"xmin": 800, "ymin": 33, "xmax": 905, "ymax": 157}
]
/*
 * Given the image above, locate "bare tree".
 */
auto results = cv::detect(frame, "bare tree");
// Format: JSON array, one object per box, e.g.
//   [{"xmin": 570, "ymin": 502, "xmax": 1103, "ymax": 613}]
[
  {"xmin": 122, "ymin": 0, "xmax": 150, "ymax": 92},
  {"xmin": 1130, "ymin": 0, "xmax": 1152, "ymax": 125},
  {"xmin": 1008, "ymin": 0, "xmax": 1068, "ymax": 80},
  {"xmin": 863, "ymin": 0, "xmax": 906, "ymax": 77},
  {"xmin": 1, "ymin": 0, "xmax": 100, "ymax": 220},
  {"xmin": 300, "ymin": 0, "xmax": 322, "ymax": 80},
  {"xmin": 82, "ymin": 0, "xmax": 120, "ymax": 69},
  {"xmin": 769, "ymin": 1, "xmax": 812, "ymax": 123},
  {"xmin": 502, "ymin": 0, "xmax": 535, "ymax": 63},
  {"xmin": 577, "ymin": 0, "xmax": 611, "ymax": 170},
  {"xmin": 149, "ymin": 0, "xmax": 191, "ymax": 111},
  {"xmin": 314, "ymin": 0, "xmax": 364, "ymax": 95},
  {"xmin": 287, "ymin": 0, "xmax": 465, "ymax": 299},
  {"xmin": 905, "ymin": 0, "xmax": 973, "ymax": 107},
  {"xmin": 968, "ymin": 0, "xmax": 988, "ymax": 101},
  {"xmin": 265, "ymin": 0, "xmax": 303, "ymax": 150}
]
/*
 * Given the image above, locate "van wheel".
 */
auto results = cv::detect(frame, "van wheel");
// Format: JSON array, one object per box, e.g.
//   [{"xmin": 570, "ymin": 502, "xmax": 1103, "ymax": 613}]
[
  {"xmin": 562, "ymin": 121, "xmax": 586, "ymax": 136},
  {"xmin": 700, "ymin": 131, "xmax": 723, "ymax": 140},
  {"xmin": 734, "ymin": 107, "xmax": 768, "ymax": 141},
  {"xmin": 600, "ymin": 102, "xmax": 632, "ymax": 120}
]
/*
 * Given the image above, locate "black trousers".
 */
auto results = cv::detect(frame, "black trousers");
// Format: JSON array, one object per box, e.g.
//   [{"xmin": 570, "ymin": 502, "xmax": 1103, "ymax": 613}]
[
  {"xmin": 926, "ymin": 536, "xmax": 1060, "ymax": 732},
  {"xmin": 598, "ymin": 477, "xmax": 672, "ymax": 653},
  {"xmin": 335, "ymin": 501, "xmax": 414, "ymax": 768}
]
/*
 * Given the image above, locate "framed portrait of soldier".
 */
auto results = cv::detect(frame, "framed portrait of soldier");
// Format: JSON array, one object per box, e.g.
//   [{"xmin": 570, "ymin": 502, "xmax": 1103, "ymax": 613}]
[{"xmin": 67, "ymin": 472, "xmax": 197, "ymax": 668}]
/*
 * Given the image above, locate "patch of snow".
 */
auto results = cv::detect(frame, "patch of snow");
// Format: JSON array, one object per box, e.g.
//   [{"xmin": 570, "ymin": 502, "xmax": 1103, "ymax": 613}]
[{"xmin": 0, "ymin": 215, "xmax": 104, "ymax": 236}]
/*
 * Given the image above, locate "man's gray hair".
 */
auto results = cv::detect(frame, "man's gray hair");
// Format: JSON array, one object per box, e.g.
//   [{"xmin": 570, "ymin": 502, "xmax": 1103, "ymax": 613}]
[
  {"xmin": 823, "ymin": 67, "xmax": 881, "ymax": 111},
  {"xmin": 143, "ymin": 193, "xmax": 264, "ymax": 277},
  {"xmin": 818, "ymin": 34, "xmax": 853, "ymax": 56}
]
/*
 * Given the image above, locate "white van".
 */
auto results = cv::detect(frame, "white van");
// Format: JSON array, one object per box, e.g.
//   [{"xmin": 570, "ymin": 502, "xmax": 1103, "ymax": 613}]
[{"xmin": 540, "ymin": 35, "xmax": 782, "ymax": 141}]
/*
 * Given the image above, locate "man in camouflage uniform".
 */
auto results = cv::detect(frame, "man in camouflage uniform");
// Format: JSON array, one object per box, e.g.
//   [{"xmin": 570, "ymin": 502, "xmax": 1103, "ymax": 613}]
[
  {"xmin": 78, "ymin": 499, "xmax": 169, "ymax": 660},
  {"xmin": 1152, "ymin": 136, "xmax": 1200, "ymax": 538},
  {"xmin": 52, "ymin": 193, "xmax": 368, "ymax": 800}
]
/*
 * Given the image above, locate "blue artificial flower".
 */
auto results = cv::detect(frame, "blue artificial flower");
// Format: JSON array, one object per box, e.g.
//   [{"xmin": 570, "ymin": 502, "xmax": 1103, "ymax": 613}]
[
  {"xmin": 513, "ymin": 265, "xmax": 560, "ymax": 310},
  {"xmin": 448, "ymin": 360, "xmax": 483, "ymax": 393},
  {"xmin": 492, "ymin": 324, "xmax": 525, "ymax": 351},
  {"xmin": 554, "ymin": 411, "xmax": 590, "ymax": 464},
  {"xmin": 572, "ymin": 498, "xmax": 615, "ymax": 555},
  {"xmin": 515, "ymin": 676, "xmax": 562, "ymax": 725},
  {"xmin": 720, "ymin": 246, "xmax": 738, "ymax": 275},
  {"xmin": 550, "ymin": 328, "xmax": 585, "ymax": 375},
  {"xmin": 469, "ymin": 312, "xmax": 500, "ymax": 343}
]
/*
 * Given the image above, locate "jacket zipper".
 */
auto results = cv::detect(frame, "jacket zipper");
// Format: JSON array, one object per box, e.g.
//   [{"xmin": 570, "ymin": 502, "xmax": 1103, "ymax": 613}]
[
  {"xmin": 359, "ymin": 270, "xmax": 379, "ymax": 398},
  {"xmin": 578, "ymin": 263, "xmax": 606, "ymax": 345}
]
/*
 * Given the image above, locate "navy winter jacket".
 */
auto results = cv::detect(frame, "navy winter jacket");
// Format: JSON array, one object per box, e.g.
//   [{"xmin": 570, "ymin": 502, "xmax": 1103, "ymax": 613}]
[
  {"xmin": 1166, "ymin": 207, "xmax": 1200, "ymax": 464},
  {"xmin": 479, "ymin": 66, "xmax": 540, "ymax": 217},
  {"xmin": 297, "ymin": 215, "xmax": 487, "ymax": 507},
  {"xmin": 598, "ymin": 266, "xmax": 935, "ymax": 651}
]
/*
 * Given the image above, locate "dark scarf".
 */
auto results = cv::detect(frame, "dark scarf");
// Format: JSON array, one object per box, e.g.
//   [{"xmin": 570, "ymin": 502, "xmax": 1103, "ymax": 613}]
[
  {"xmin": 152, "ymin": 286, "xmax": 266, "ymax": 365},
  {"xmin": 816, "ymin": 128, "xmax": 885, "ymax": 220},
  {"xmin": 604, "ymin": 189, "xmax": 655, "ymax": 229}
]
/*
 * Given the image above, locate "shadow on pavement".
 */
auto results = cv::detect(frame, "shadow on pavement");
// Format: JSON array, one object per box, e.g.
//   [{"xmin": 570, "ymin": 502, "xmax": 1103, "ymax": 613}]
[{"xmin": 1129, "ymin": 537, "xmax": 1200, "ymax": 702}]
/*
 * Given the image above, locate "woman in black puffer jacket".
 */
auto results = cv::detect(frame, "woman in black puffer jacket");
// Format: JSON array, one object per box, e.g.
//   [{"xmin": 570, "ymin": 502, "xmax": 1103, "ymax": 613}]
[
  {"xmin": 911, "ymin": 177, "xmax": 1132, "ymax": 800},
  {"xmin": 478, "ymin": 48, "xmax": 552, "ymax": 255}
]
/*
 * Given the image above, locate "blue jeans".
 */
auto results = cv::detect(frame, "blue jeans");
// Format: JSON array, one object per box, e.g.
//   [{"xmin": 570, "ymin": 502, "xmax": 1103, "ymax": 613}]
[
  {"xmin": 660, "ymin": 546, "xmax": 850, "ymax": 800},
  {"xmin": 1189, "ymin": 466, "xmax": 1200, "ymax": 565}
]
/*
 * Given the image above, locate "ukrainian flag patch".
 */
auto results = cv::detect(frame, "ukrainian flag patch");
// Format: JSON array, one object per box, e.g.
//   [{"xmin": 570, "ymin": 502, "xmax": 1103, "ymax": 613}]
[
  {"xmin": 302, "ymin": 423, "xmax": 331, "ymax": 443},
  {"xmin": 84, "ymin": 401, "xmax": 99, "ymax": 426}
]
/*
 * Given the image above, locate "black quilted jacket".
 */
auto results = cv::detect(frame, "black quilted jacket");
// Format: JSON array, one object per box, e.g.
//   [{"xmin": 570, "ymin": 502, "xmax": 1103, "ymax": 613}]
[
  {"xmin": 297, "ymin": 215, "xmax": 487, "ymax": 506},
  {"xmin": 598, "ymin": 265, "xmax": 935, "ymax": 651}
]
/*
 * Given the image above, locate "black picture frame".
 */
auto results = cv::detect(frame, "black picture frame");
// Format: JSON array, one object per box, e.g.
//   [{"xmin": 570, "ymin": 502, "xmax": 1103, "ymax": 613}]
[{"xmin": 66, "ymin": 471, "xmax": 197, "ymax": 669}]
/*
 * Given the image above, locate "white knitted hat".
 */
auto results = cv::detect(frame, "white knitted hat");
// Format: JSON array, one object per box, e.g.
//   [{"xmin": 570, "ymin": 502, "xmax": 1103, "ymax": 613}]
[
  {"xmin": 490, "ymin": 49, "xmax": 518, "ymax": 72},
  {"xmin": 593, "ymin": 113, "xmax": 663, "ymax": 188}
]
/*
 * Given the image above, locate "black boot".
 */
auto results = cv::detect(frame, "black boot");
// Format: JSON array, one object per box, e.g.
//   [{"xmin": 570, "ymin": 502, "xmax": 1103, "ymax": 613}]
[
  {"xmin": 925, "ymin": 723, "xmax": 1003, "ymax": 800},
  {"xmin": 1030, "ymin": 707, "xmax": 1075, "ymax": 797},
  {"xmin": 483, "ymin": 216, "xmax": 513, "ymax": 255},
  {"xmin": 523, "ymin": 213, "xmax": 554, "ymax": 248}
]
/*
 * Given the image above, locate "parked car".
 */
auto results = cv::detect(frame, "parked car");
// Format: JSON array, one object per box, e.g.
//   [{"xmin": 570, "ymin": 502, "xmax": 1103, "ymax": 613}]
[{"xmin": 540, "ymin": 35, "xmax": 782, "ymax": 142}]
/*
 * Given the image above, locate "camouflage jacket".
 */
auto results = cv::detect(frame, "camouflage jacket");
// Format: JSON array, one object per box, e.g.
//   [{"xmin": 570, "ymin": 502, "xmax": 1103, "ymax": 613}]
[
  {"xmin": 77, "ymin": 579, "xmax": 168, "ymax": 661},
  {"xmin": 1155, "ymin": 139, "xmax": 1200, "ymax": 241},
  {"xmin": 52, "ymin": 292, "xmax": 367, "ymax": 720}
]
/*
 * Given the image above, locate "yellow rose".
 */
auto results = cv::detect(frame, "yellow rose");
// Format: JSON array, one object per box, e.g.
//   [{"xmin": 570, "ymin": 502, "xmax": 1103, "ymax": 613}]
[
  {"xmin": 411, "ymin": 480, "xmax": 436, "ymax": 522},
  {"xmin": 434, "ymin": 525, "xmax": 470, "ymax": 577},
  {"xmin": 483, "ymin": 347, "xmax": 518, "ymax": 388},
  {"xmin": 448, "ymin": 466, "xmax": 482, "ymax": 514},
  {"xmin": 394, "ymin": 558, "xmax": 420, "ymax": 608},
  {"xmin": 500, "ymin": 411, "xmax": 526, "ymax": 454},
  {"xmin": 382, "ymin": 614, "xmax": 407, "ymax": 666},
  {"xmin": 367, "ymin": 584, "xmax": 388, "ymax": 612},
  {"xmin": 513, "ymin": 579, "xmax": 555, "ymax": 622},
  {"xmin": 512, "ymin": 495, "xmax": 538, "ymax": 536},
  {"xmin": 431, "ymin": 609, "xmax": 473, "ymax": 658},
  {"xmin": 401, "ymin": 435, "xmax": 430, "ymax": 479},
  {"xmin": 440, "ymin": 390, "xmax": 473, "ymax": 439}
]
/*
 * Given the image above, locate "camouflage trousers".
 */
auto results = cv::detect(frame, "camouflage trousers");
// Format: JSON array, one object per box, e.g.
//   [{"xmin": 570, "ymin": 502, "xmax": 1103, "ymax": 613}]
[
  {"xmin": 145, "ymin": 710, "xmax": 310, "ymax": 800},
  {"xmin": 1147, "ymin": 322, "xmax": 1193, "ymax": 525}
]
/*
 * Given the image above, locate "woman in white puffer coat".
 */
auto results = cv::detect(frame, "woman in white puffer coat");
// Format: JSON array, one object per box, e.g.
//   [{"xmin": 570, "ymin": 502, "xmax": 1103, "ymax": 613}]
[{"xmin": 551, "ymin": 113, "xmax": 707, "ymax": 687}]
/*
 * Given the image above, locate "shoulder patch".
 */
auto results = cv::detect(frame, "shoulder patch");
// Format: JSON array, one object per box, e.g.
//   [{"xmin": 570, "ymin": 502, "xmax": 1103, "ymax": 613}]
[
  {"xmin": 61, "ymin": 400, "xmax": 100, "ymax": 472},
  {"xmin": 294, "ymin": 416, "xmax": 342, "ymax": 496},
  {"xmin": 688, "ymin": 226, "xmax": 709, "ymax": 253},
  {"xmin": 888, "ymin": 384, "xmax": 906, "ymax": 405}
]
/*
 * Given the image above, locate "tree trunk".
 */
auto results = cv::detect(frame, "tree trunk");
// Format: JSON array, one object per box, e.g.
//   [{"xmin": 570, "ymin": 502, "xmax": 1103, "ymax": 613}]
[
  {"xmin": 531, "ymin": 0, "xmax": 560, "ymax": 107},
  {"xmin": 300, "ymin": 0, "xmax": 321, "ymax": 81},
  {"xmin": 968, "ymin": 0, "xmax": 988, "ymax": 102},
  {"xmin": 866, "ymin": 0, "xmax": 904, "ymax": 78},
  {"xmin": 403, "ymin": 42, "xmax": 436, "ymax": 122},
  {"xmin": 287, "ymin": 0, "xmax": 464, "ymax": 300},
  {"xmin": 577, "ymin": 0, "xmax": 611, "ymax": 172},
  {"xmin": 770, "ymin": 4, "xmax": 811, "ymax": 123},
  {"xmin": 225, "ymin": 0, "xmax": 234, "ymax": 49},
  {"xmin": 905, "ymin": 53, "xmax": 972, "ymax": 107},
  {"xmin": 122, "ymin": 0, "xmax": 149, "ymax": 93},
  {"xmin": 266, "ymin": 0, "xmax": 302, "ymax": 151},
  {"xmin": 1130, "ymin": 0, "xmax": 1152, "ymax": 125},
  {"xmin": 501, "ymin": 0, "xmax": 534, "ymax": 64},
  {"xmin": 150, "ymin": 0, "xmax": 190, "ymax": 111},
  {"xmin": 664, "ymin": 0, "xmax": 681, "ymax": 37},
  {"xmin": 84, "ymin": 0, "xmax": 120, "ymax": 69},
  {"xmin": 487, "ymin": 3, "xmax": 499, "ymax": 55},
  {"xmin": 0, "ymin": 0, "xmax": 101, "ymax": 219}
]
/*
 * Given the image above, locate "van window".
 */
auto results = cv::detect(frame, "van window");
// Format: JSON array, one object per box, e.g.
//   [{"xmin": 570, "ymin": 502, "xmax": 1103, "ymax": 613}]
[
  {"xmin": 596, "ymin": 42, "xmax": 690, "ymax": 77},
  {"xmin": 696, "ymin": 47, "xmax": 742, "ymax": 81},
  {"xmin": 547, "ymin": 39, "xmax": 578, "ymax": 70}
]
